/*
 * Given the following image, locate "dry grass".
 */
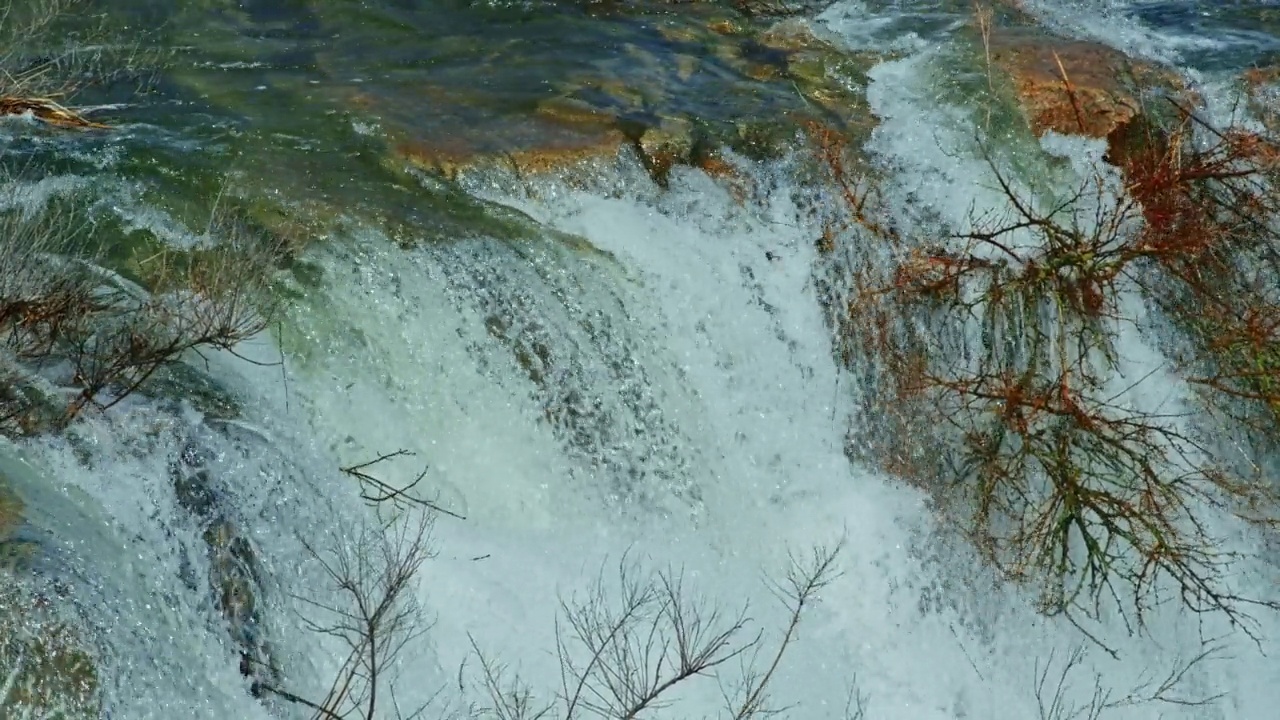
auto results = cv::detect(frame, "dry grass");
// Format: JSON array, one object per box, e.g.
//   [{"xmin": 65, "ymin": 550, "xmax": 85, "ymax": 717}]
[
  {"xmin": 0, "ymin": 0, "xmax": 162, "ymax": 130},
  {"xmin": 0, "ymin": 203, "xmax": 284, "ymax": 426}
]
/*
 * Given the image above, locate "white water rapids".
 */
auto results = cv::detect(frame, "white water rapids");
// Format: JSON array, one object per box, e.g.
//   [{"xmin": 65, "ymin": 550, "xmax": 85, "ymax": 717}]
[{"xmin": 3, "ymin": 1, "xmax": 1280, "ymax": 718}]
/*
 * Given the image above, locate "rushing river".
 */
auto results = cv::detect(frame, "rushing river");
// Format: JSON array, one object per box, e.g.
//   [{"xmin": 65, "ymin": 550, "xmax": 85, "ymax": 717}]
[{"xmin": 2, "ymin": 0, "xmax": 1280, "ymax": 718}]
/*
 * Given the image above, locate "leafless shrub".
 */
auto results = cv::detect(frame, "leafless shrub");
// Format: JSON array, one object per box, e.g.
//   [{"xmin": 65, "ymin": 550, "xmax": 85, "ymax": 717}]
[
  {"xmin": 266, "ymin": 516, "xmax": 843, "ymax": 720},
  {"xmin": 811, "ymin": 103, "xmax": 1280, "ymax": 644},
  {"xmin": 257, "ymin": 512, "xmax": 436, "ymax": 720},
  {"xmin": 266, "ymin": 488, "xmax": 1223, "ymax": 720},
  {"xmin": 884, "ymin": 156, "xmax": 1279, "ymax": 637},
  {"xmin": 0, "ymin": 203, "xmax": 97, "ymax": 358},
  {"xmin": 61, "ymin": 215, "xmax": 283, "ymax": 416},
  {"xmin": 469, "ymin": 543, "xmax": 842, "ymax": 720},
  {"xmin": 1112, "ymin": 104, "xmax": 1280, "ymax": 448},
  {"xmin": 1032, "ymin": 641, "xmax": 1224, "ymax": 720},
  {"xmin": 0, "ymin": 204, "xmax": 284, "ymax": 426}
]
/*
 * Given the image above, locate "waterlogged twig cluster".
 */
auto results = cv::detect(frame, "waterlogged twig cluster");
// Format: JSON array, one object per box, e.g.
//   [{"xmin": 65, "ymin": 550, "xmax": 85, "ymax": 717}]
[
  {"xmin": 814, "ymin": 82, "xmax": 1280, "ymax": 644},
  {"xmin": 0, "ymin": 205, "xmax": 283, "ymax": 426}
]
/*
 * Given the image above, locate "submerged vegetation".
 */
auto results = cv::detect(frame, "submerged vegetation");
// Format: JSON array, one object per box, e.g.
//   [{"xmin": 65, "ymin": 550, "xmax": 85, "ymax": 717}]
[
  {"xmin": 0, "ymin": 0, "xmax": 158, "ymax": 129},
  {"xmin": 822, "ymin": 5, "xmax": 1280, "ymax": 653}
]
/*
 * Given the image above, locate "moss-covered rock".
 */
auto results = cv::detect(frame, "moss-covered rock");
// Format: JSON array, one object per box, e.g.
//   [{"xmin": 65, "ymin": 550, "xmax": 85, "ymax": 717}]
[
  {"xmin": 0, "ymin": 586, "xmax": 101, "ymax": 719},
  {"xmin": 0, "ymin": 481, "xmax": 19, "ymax": 541}
]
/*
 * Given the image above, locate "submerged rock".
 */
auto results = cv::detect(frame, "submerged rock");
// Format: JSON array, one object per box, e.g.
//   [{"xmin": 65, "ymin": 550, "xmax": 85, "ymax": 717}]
[
  {"xmin": 731, "ymin": 0, "xmax": 832, "ymax": 19},
  {"xmin": 139, "ymin": 362, "xmax": 243, "ymax": 422},
  {"xmin": 635, "ymin": 117, "xmax": 696, "ymax": 185},
  {"xmin": 1, "ymin": 465, "xmax": 38, "ymax": 577},
  {"xmin": 1, "ymin": 476, "xmax": 99, "ymax": 717},
  {"xmin": 169, "ymin": 439, "xmax": 278, "ymax": 693},
  {"xmin": 395, "ymin": 112, "xmax": 629, "ymax": 180},
  {"xmin": 987, "ymin": 27, "xmax": 1186, "ymax": 140},
  {"xmin": 0, "ymin": 371, "xmax": 67, "ymax": 438},
  {"xmin": 373, "ymin": 10, "xmax": 878, "ymax": 183},
  {"xmin": 0, "ymin": 581, "xmax": 100, "ymax": 718},
  {"xmin": 1, "ymin": 480, "xmax": 19, "ymax": 541},
  {"xmin": 203, "ymin": 520, "xmax": 270, "ymax": 671},
  {"xmin": 0, "ymin": 480, "xmax": 36, "ymax": 575}
]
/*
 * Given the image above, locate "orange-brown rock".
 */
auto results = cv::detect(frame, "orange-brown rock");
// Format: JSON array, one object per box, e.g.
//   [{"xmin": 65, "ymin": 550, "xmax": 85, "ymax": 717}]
[
  {"xmin": 707, "ymin": 19, "xmax": 743, "ymax": 36},
  {"xmin": 988, "ymin": 28, "xmax": 1184, "ymax": 140},
  {"xmin": 694, "ymin": 152, "xmax": 753, "ymax": 204},
  {"xmin": 394, "ymin": 113, "xmax": 627, "ymax": 180},
  {"xmin": 1243, "ymin": 65, "xmax": 1280, "ymax": 135}
]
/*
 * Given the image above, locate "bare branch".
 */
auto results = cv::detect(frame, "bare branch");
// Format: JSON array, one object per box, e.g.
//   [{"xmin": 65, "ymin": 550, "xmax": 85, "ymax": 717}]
[
  {"xmin": 340, "ymin": 449, "xmax": 467, "ymax": 520},
  {"xmin": 1032, "ymin": 640, "xmax": 1226, "ymax": 720},
  {"xmin": 466, "ymin": 544, "xmax": 842, "ymax": 720},
  {"xmin": 726, "ymin": 543, "xmax": 843, "ymax": 719},
  {"xmin": 261, "ymin": 512, "xmax": 436, "ymax": 720}
]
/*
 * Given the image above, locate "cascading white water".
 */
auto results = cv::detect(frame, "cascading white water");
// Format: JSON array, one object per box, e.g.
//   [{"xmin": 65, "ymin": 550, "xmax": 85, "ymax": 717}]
[{"xmin": 5, "ymin": 1, "xmax": 1280, "ymax": 718}]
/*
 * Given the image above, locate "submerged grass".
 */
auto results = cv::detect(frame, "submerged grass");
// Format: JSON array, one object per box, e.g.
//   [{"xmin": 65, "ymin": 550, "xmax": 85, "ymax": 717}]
[{"xmin": 0, "ymin": 0, "xmax": 162, "ymax": 130}]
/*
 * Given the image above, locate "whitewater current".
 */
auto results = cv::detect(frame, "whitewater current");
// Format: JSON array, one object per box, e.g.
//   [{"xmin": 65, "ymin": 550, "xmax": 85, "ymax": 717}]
[{"xmin": 2, "ymin": 1, "xmax": 1279, "ymax": 719}]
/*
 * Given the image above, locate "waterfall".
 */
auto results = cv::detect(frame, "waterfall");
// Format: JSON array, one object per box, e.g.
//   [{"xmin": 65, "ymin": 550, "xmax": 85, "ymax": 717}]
[{"xmin": 2, "ymin": 1, "xmax": 1279, "ymax": 719}]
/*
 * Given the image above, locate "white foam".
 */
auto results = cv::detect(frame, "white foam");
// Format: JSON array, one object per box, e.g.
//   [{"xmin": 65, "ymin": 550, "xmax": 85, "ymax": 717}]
[{"xmin": 1012, "ymin": 0, "xmax": 1233, "ymax": 65}]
